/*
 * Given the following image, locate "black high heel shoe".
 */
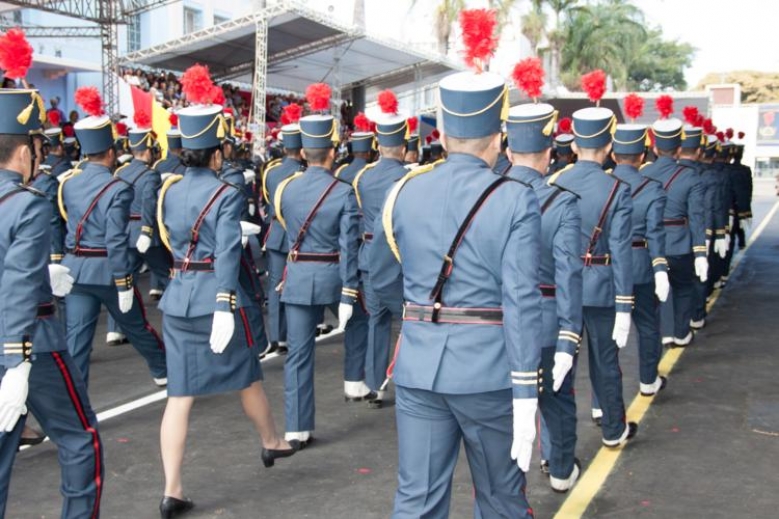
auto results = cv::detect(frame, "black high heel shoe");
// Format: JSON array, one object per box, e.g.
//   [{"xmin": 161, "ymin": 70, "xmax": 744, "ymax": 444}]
[
  {"xmin": 159, "ymin": 496, "xmax": 194, "ymax": 519},
  {"xmin": 261, "ymin": 439, "xmax": 300, "ymax": 468}
]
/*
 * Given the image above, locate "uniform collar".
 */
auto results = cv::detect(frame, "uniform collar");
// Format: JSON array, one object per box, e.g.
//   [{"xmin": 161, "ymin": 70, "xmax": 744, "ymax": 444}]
[
  {"xmin": 576, "ymin": 159, "xmax": 605, "ymax": 169},
  {"xmin": 655, "ymin": 155, "xmax": 677, "ymax": 167},
  {"xmin": 131, "ymin": 158, "xmax": 149, "ymax": 167},
  {"xmin": 507, "ymin": 164, "xmax": 543, "ymax": 187},
  {"xmin": 678, "ymin": 158, "xmax": 697, "ymax": 168},
  {"xmin": 447, "ymin": 152, "xmax": 490, "ymax": 169},
  {"xmin": 0, "ymin": 169, "xmax": 23, "ymax": 183},
  {"xmin": 187, "ymin": 166, "xmax": 218, "ymax": 176},
  {"xmin": 306, "ymin": 165, "xmax": 333, "ymax": 176},
  {"xmin": 378, "ymin": 157, "xmax": 404, "ymax": 167},
  {"xmin": 81, "ymin": 161, "xmax": 112, "ymax": 175}
]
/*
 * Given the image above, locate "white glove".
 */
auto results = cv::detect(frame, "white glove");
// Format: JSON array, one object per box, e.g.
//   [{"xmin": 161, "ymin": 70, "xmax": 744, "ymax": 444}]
[
  {"xmin": 714, "ymin": 237, "xmax": 728, "ymax": 259},
  {"xmin": 243, "ymin": 169, "xmax": 257, "ymax": 184},
  {"xmin": 209, "ymin": 311, "xmax": 235, "ymax": 354},
  {"xmin": 729, "ymin": 215, "xmax": 734, "ymax": 230},
  {"xmin": 0, "ymin": 362, "xmax": 31, "ymax": 432},
  {"xmin": 705, "ymin": 239, "xmax": 710, "ymax": 252},
  {"xmin": 654, "ymin": 270, "xmax": 670, "ymax": 302},
  {"xmin": 240, "ymin": 221, "xmax": 261, "ymax": 248},
  {"xmin": 118, "ymin": 289, "xmax": 134, "ymax": 314},
  {"xmin": 511, "ymin": 398, "xmax": 537, "ymax": 472},
  {"xmin": 160, "ymin": 172, "xmax": 173, "ymax": 182},
  {"xmin": 743, "ymin": 217, "xmax": 752, "ymax": 232},
  {"xmin": 136, "ymin": 234, "xmax": 151, "ymax": 254},
  {"xmin": 48, "ymin": 264, "xmax": 74, "ymax": 297},
  {"xmin": 612, "ymin": 311, "xmax": 631, "ymax": 348},
  {"xmin": 552, "ymin": 352, "xmax": 574, "ymax": 392},
  {"xmin": 337, "ymin": 302, "xmax": 354, "ymax": 331},
  {"xmin": 694, "ymin": 256, "xmax": 709, "ymax": 283}
]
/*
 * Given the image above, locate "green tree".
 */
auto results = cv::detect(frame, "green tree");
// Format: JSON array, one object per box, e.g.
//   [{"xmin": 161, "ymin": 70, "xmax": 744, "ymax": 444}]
[
  {"xmin": 520, "ymin": 0, "xmax": 547, "ymax": 56},
  {"xmin": 627, "ymin": 28, "xmax": 695, "ymax": 91}
]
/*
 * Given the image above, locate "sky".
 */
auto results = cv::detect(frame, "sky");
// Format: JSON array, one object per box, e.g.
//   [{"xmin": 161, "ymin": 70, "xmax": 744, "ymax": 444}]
[{"xmin": 312, "ymin": 0, "xmax": 779, "ymax": 91}]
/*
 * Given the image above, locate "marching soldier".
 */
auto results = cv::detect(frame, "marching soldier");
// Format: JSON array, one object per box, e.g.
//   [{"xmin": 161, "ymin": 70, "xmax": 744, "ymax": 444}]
[
  {"xmin": 715, "ymin": 140, "xmax": 737, "ymax": 282},
  {"xmin": 370, "ymin": 67, "xmax": 543, "ymax": 516},
  {"xmin": 505, "ymin": 100, "xmax": 583, "ymax": 492},
  {"xmin": 611, "ymin": 122, "xmax": 670, "ymax": 396},
  {"xmin": 550, "ymin": 105, "xmax": 637, "ymax": 447},
  {"xmin": 353, "ymin": 93, "xmax": 409, "ymax": 408},
  {"xmin": 403, "ymin": 122, "xmax": 420, "ymax": 166},
  {"xmin": 35, "ymin": 127, "xmax": 70, "ymax": 266},
  {"xmin": 153, "ymin": 121, "xmax": 186, "ymax": 176},
  {"xmin": 334, "ymin": 115, "xmax": 374, "ymax": 183},
  {"xmin": 274, "ymin": 85, "xmax": 371, "ymax": 446},
  {"xmin": 262, "ymin": 106, "xmax": 305, "ymax": 355},
  {"xmin": 58, "ymin": 87, "xmax": 167, "ymax": 386},
  {"xmin": 699, "ymin": 134, "xmax": 728, "ymax": 292},
  {"xmin": 550, "ymin": 131, "xmax": 575, "ymax": 174},
  {"xmin": 0, "ymin": 84, "xmax": 103, "ymax": 519},
  {"xmin": 731, "ymin": 138, "xmax": 753, "ymax": 250},
  {"xmin": 642, "ymin": 111, "xmax": 707, "ymax": 347},
  {"xmin": 493, "ymin": 133, "xmax": 511, "ymax": 175}
]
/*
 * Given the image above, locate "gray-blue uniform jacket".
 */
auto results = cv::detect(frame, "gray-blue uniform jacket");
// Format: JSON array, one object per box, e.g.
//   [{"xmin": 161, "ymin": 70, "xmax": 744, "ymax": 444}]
[
  {"xmin": 153, "ymin": 154, "xmax": 186, "ymax": 175},
  {"xmin": 370, "ymin": 153, "xmax": 544, "ymax": 399},
  {"xmin": 551, "ymin": 160, "xmax": 634, "ymax": 312},
  {"xmin": 263, "ymin": 157, "xmax": 303, "ymax": 253},
  {"xmin": 0, "ymin": 170, "xmax": 62, "ymax": 367},
  {"xmin": 59, "ymin": 162, "xmax": 135, "ymax": 289},
  {"xmin": 612, "ymin": 164, "xmax": 668, "ymax": 284},
  {"xmin": 334, "ymin": 156, "xmax": 369, "ymax": 184},
  {"xmin": 115, "ymin": 158, "xmax": 162, "ymax": 248},
  {"xmin": 507, "ymin": 165, "xmax": 583, "ymax": 355},
  {"xmin": 275, "ymin": 166, "xmax": 360, "ymax": 306},
  {"xmin": 642, "ymin": 156, "xmax": 706, "ymax": 258},
  {"xmin": 33, "ymin": 154, "xmax": 70, "ymax": 264},
  {"xmin": 158, "ymin": 167, "xmax": 246, "ymax": 317},
  {"xmin": 697, "ymin": 162, "xmax": 726, "ymax": 240},
  {"xmin": 353, "ymin": 157, "xmax": 407, "ymax": 273}
]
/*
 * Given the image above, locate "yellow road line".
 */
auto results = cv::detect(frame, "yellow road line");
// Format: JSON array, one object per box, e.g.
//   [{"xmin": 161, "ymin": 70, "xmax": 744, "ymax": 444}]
[{"xmin": 553, "ymin": 199, "xmax": 779, "ymax": 519}]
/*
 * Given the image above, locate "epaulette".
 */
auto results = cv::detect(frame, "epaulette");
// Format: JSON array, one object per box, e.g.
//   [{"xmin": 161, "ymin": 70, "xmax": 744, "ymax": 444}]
[
  {"xmin": 333, "ymin": 163, "xmax": 348, "ymax": 179},
  {"xmin": 151, "ymin": 158, "xmax": 164, "ymax": 170},
  {"xmin": 552, "ymin": 183, "xmax": 581, "ymax": 199},
  {"xmin": 264, "ymin": 158, "xmax": 282, "ymax": 172},
  {"xmin": 57, "ymin": 168, "xmax": 83, "ymax": 221},
  {"xmin": 18, "ymin": 184, "xmax": 45, "ymax": 197},
  {"xmin": 546, "ymin": 163, "xmax": 575, "ymax": 187},
  {"xmin": 351, "ymin": 161, "xmax": 379, "ymax": 207},
  {"xmin": 639, "ymin": 161, "xmax": 653, "ymax": 170},
  {"xmin": 273, "ymin": 172, "xmax": 304, "ymax": 230},
  {"xmin": 604, "ymin": 168, "xmax": 613, "ymax": 175},
  {"xmin": 113, "ymin": 162, "xmax": 130, "ymax": 178},
  {"xmin": 157, "ymin": 174, "xmax": 184, "ymax": 252}
]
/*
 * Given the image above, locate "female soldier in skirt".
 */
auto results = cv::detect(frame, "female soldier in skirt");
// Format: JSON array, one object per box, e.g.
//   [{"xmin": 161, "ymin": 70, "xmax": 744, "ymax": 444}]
[{"xmin": 156, "ymin": 66, "xmax": 297, "ymax": 519}]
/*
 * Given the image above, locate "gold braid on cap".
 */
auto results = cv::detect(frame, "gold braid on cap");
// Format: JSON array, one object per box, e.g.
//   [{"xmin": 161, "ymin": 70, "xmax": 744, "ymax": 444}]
[{"xmin": 16, "ymin": 92, "xmax": 46, "ymax": 126}]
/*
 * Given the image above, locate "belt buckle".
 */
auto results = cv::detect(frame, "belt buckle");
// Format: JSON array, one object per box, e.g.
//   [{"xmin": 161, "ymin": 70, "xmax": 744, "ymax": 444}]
[
  {"xmin": 431, "ymin": 301, "xmax": 442, "ymax": 323},
  {"xmin": 288, "ymin": 250, "xmax": 298, "ymax": 262}
]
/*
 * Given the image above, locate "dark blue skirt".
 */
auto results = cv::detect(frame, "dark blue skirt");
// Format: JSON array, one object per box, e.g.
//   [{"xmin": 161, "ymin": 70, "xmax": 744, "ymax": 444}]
[{"xmin": 163, "ymin": 309, "xmax": 263, "ymax": 397}]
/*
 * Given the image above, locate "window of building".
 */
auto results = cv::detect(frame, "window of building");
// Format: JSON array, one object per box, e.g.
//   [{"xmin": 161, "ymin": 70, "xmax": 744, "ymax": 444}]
[
  {"xmin": 127, "ymin": 14, "xmax": 141, "ymax": 52},
  {"xmin": 184, "ymin": 7, "xmax": 203, "ymax": 34},
  {"xmin": 214, "ymin": 14, "xmax": 229, "ymax": 26}
]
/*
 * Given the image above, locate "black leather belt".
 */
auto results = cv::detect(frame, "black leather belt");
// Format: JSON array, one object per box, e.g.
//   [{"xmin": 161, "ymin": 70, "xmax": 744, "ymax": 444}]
[
  {"xmin": 362, "ymin": 233, "xmax": 373, "ymax": 241},
  {"xmin": 540, "ymin": 284, "xmax": 556, "ymax": 297},
  {"xmin": 663, "ymin": 218, "xmax": 687, "ymax": 226},
  {"xmin": 582, "ymin": 254, "xmax": 610, "ymax": 265},
  {"xmin": 37, "ymin": 303, "xmax": 55, "ymax": 318},
  {"xmin": 129, "ymin": 214, "xmax": 142, "ymax": 221},
  {"xmin": 173, "ymin": 259, "xmax": 213, "ymax": 271},
  {"xmin": 287, "ymin": 251, "xmax": 339, "ymax": 263},
  {"xmin": 67, "ymin": 248, "xmax": 108, "ymax": 257},
  {"xmin": 632, "ymin": 239, "xmax": 648, "ymax": 248},
  {"xmin": 402, "ymin": 303, "xmax": 503, "ymax": 325}
]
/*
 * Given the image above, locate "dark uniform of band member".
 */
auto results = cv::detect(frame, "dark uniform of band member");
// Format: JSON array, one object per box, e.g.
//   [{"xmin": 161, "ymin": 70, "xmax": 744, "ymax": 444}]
[
  {"xmin": 611, "ymin": 123, "xmax": 670, "ymax": 396},
  {"xmin": 493, "ymin": 133, "xmax": 511, "ymax": 175},
  {"xmin": 642, "ymin": 118, "xmax": 707, "ymax": 347},
  {"xmin": 730, "ymin": 142, "xmax": 753, "ymax": 250},
  {"xmin": 551, "ymin": 107, "xmax": 638, "ymax": 447},
  {"xmin": 505, "ymin": 102, "xmax": 583, "ymax": 492},
  {"xmin": 0, "ymin": 87, "xmax": 103, "ymax": 519},
  {"xmin": 58, "ymin": 102, "xmax": 167, "ymax": 386},
  {"xmin": 714, "ymin": 142, "xmax": 737, "ymax": 282},
  {"xmin": 156, "ymin": 97, "xmax": 296, "ymax": 519},
  {"xmin": 370, "ymin": 71, "xmax": 543, "ymax": 518},
  {"xmin": 404, "ymin": 132, "xmax": 419, "ymax": 166},
  {"xmin": 353, "ymin": 111, "xmax": 407, "ymax": 407},
  {"xmin": 334, "ymin": 130, "xmax": 373, "ymax": 183},
  {"xmin": 153, "ymin": 126, "xmax": 187, "ymax": 176},
  {"xmin": 261, "ymin": 122, "xmax": 304, "ymax": 352},
  {"xmin": 274, "ymin": 108, "xmax": 370, "ymax": 445}
]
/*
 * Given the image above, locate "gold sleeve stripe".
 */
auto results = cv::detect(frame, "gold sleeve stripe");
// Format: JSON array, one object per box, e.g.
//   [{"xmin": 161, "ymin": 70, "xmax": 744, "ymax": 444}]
[{"xmin": 157, "ymin": 174, "xmax": 184, "ymax": 253}]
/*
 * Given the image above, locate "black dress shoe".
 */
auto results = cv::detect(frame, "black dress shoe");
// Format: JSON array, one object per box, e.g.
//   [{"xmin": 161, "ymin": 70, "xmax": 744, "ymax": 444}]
[
  {"xmin": 159, "ymin": 496, "xmax": 194, "ymax": 519},
  {"xmin": 261, "ymin": 440, "xmax": 300, "ymax": 467},
  {"xmin": 19, "ymin": 433, "xmax": 45, "ymax": 447},
  {"xmin": 367, "ymin": 396, "xmax": 383, "ymax": 409},
  {"xmin": 276, "ymin": 344, "xmax": 289, "ymax": 355},
  {"xmin": 259, "ymin": 341, "xmax": 278, "ymax": 360},
  {"xmin": 344, "ymin": 391, "xmax": 377, "ymax": 403},
  {"xmin": 626, "ymin": 421, "xmax": 638, "ymax": 440}
]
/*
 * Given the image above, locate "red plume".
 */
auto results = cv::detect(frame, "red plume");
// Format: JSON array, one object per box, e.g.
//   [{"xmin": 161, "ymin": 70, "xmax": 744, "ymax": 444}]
[
  {"xmin": 703, "ymin": 118, "xmax": 716, "ymax": 135},
  {"xmin": 459, "ymin": 8, "xmax": 498, "ymax": 71},
  {"xmin": 0, "ymin": 29, "xmax": 34, "ymax": 80},
  {"xmin": 425, "ymin": 135, "xmax": 432, "ymax": 145},
  {"xmin": 624, "ymin": 93, "xmax": 644, "ymax": 121},
  {"xmin": 74, "ymin": 86, "xmax": 105, "ymax": 117},
  {"xmin": 377, "ymin": 90, "xmax": 399, "ymax": 115},
  {"xmin": 369, "ymin": 121, "xmax": 377, "ymax": 134},
  {"xmin": 557, "ymin": 117, "xmax": 572, "ymax": 134},
  {"xmin": 511, "ymin": 57, "xmax": 545, "ymax": 100},
  {"xmin": 683, "ymin": 106, "xmax": 699, "ymax": 125},
  {"xmin": 47, "ymin": 110, "xmax": 61, "ymax": 128},
  {"xmin": 306, "ymin": 83, "xmax": 331, "ymax": 112},
  {"xmin": 655, "ymin": 95, "xmax": 674, "ymax": 119},
  {"xmin": 431, "ymin": 129, "xmax": 440, "ymax": 140},
  {"xmin": 244, "ymin": 131, "xmax": 253, "ymax": 142},
  {"xmin": 354, "ymin": 112, "xmax": 371, "ymax": 132},
  {"xmin": 725, "ymin": 128, "xmax": 734, "ymax": 140},
  {"xmin": 168, "ymin": 112, "xmax": 178, "ymax": 127},
  {"xmin": 716, "ymin": 131, "xmax": 725, "ymax": 141},
  {"xmin": 211, "ymin": 86, "xmax": 225, "ymax": 106},
  {"xmin": 115, "ymin": 122, "xmax": 128, "ymax": 136},
  {"xmin": 738, "ymin": 131, "xmax": 745, "ymax": 140},
  {"xmin": 181, "ymin": 64, "xmax": 215, "ymax": 105},
  {"xmin": 63, "ymin": 125, "xmax": 75, "ymax": 138},
  {"xmin": 693, "ymin": 114, "xmax": 704, "ymax": 127},
  {"xmin": 281, "ymin": 103, "xmax": 302, "ymax": 125},
  {"xmin": 581, "ymin": 70, "xmax": 607, "ymax": 103},
  {"xmin": 133, "ymin": 109, "xmax": 151, "ymax": 129},
  {"xmin": 407, "ymin": 116, "xmax": 418, "ymax": 133}
]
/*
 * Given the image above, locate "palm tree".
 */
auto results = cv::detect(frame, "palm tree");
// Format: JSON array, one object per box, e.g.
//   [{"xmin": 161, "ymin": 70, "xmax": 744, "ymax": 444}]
[{"xmin": 520, "ymin": 0, "xmax": 546, "ymax": 56}]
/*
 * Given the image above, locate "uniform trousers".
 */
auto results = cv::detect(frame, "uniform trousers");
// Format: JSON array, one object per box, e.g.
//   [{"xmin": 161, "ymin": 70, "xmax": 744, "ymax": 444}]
[
  {"xmin": 392, "ymin": 386, "xmax": 534, "ymax": 519},
  {"xmin": 266, "ymin": 249, "xmax": 288, "ymax": 344},
  {"xmin": 362, "ymin": 270, "xmax": 396, "ymax": 392},
  {"xmin": 583, "ymin": 306, "xmax": 627, "ymax": 442},
  {"xmin": 284, "ymin": 300, "xmax": 368, "ymax": 433},
  {"xmin": 538, "ymin": 346, "xmax": 578, "ymax": 480},
  {"xmin": 66, "ymin": 283, "xmax": 166, "ymax": 386},
  {"xmin": 633, "ymin": 282, "xmax": 663, "ymax": 385},
  {"xmin": 0, "ymin": 352, "xmax": 103, "ymax": 519},
  {"xmin": 661, "ymin": 254, "xmax": 695, "ymax": 340}
]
